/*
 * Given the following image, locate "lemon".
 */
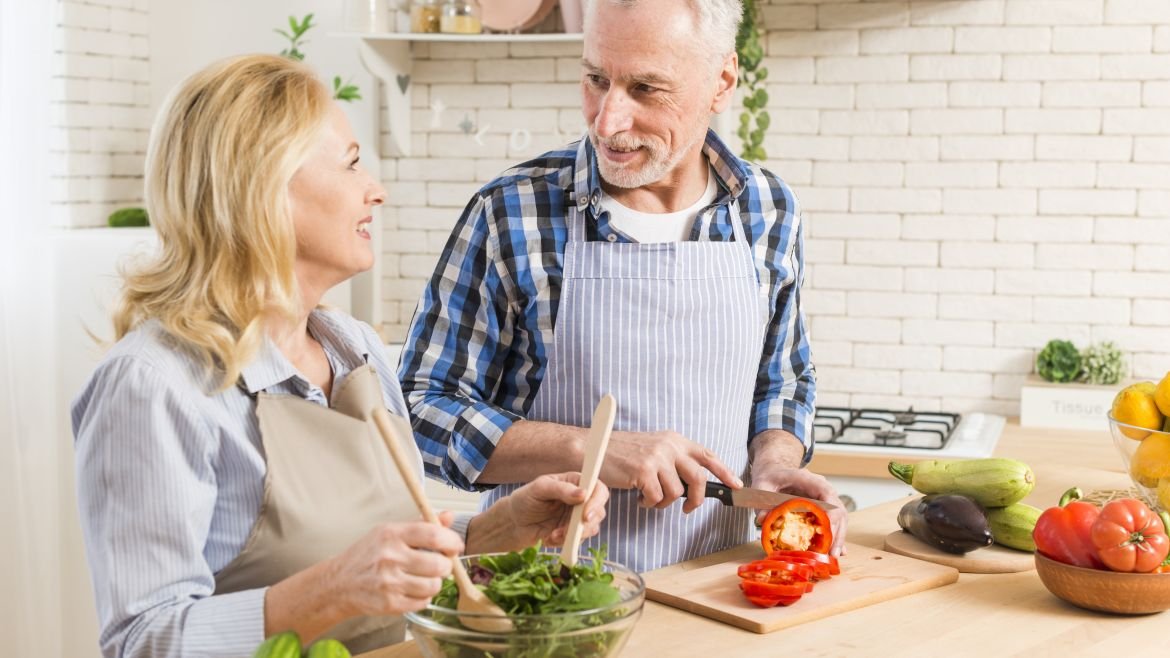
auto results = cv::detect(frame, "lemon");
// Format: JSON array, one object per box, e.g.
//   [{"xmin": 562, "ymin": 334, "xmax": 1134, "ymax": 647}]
[
  {"xmin": 1131, "ymin": 433, "xmax": 1170, "ymax": 488},
  {"xmin": 1112, "ymin": 382, "xmax": 1164, "ymax": 440},
  {"xmin": 1158, "ymin": 478, "xmax": 1170, "ymax": 512},
  {"xmin": 1156, "ymin": 371, "xmax": 1170, "ymax": 417}
]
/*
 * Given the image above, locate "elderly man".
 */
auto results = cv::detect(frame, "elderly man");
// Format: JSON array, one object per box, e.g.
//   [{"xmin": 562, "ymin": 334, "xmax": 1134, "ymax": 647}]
[{"xmin": 399, "ymin": 0, "xmax": 845, "ymax": 572}]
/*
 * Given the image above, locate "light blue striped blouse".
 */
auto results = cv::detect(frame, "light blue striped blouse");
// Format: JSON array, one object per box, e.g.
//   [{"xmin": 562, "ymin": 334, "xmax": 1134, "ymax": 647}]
[{"xmin": 72, "ymin": 310, "xmax": 449, "ymax": 658}]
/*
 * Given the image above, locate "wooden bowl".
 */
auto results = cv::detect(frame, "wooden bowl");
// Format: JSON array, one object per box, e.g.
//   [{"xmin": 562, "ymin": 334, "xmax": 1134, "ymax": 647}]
[{"xmin": 1035, "ymin": 552, "xmax": 1170, "ymax": 614}]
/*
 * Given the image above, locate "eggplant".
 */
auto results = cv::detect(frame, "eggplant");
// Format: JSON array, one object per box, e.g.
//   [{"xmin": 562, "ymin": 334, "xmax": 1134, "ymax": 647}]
[{"xmin": 897, "ymin": 494, "xmax": 993, "ymax": 555}]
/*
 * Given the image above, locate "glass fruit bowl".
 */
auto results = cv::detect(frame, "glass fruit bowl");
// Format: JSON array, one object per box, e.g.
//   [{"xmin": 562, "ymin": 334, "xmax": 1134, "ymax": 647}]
[
  {"xmin": 405, "ymin": 553, "xmax": 645, "ymax": 658},
  {"xmin": 1108, "ymin": 412, "xmax": 1170, "ymax": 514}
]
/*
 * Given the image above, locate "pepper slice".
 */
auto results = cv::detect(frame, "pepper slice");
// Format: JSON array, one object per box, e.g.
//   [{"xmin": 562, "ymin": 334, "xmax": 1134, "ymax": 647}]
[
  {"xmin": 743, "ymin": 592, "xmax": 802, "ymax": 608},
  {"xmin": 768, "ymin": 549, "xmax": 841, "ymax": 576},
  {"xmin": 761, "ymin": 499, "xmax": 833, "ymax": 555},
  {"xmin": 738, "ymin": 559, "xmax": 816, "ymax": 593},
  {"xmin": 739, "ymin": 579, "xmax": 807, "ymax": 599}
]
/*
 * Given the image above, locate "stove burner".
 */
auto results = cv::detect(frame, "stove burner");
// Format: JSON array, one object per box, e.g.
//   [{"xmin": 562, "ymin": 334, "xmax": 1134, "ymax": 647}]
[
  {"xmin": 873, "ymin": 429, "xmax": 907, "ymax": 444},
  {"xmin": 812, "ymin": 407, "xmax": 961, "ymax": 450}
]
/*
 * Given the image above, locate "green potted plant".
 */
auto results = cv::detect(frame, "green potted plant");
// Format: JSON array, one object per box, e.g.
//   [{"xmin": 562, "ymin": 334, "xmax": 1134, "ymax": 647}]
[
  {"xmin": 275, "ymin": 14, "xmax": 361, "ymax": 102},
  {"xmin": 1021, "ymin": 339, "xmax": 1131, "ymax": 431}
]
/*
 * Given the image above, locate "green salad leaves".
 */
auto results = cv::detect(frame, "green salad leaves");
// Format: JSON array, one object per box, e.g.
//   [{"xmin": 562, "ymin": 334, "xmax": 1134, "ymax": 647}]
[
  {"xmin": 432, "ymin": 545, "xmax": 621, "ymax": 615},
  {"xmin": 423, "ymin": 545, "xmax": 635, "ymax": 658}
]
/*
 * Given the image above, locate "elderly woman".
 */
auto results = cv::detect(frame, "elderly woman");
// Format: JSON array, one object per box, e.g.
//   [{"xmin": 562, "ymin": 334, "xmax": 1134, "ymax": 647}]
[{"xmin": 71, "ymin": 54, "xmax": 609, "ymax": 658}]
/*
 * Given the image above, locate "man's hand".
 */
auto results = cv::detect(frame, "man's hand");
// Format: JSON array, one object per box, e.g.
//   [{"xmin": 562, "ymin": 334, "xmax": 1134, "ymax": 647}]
[
  {"xmin": 600, "ymin": 430, "xmax": 743, "ymax": 513},
  {"xmin": 749, "ymin": 429, "xmax": 848, "ymax": 556},
  {"xmin": 750, "ymin": 463, "xmax": 848, "ymax": 556}
]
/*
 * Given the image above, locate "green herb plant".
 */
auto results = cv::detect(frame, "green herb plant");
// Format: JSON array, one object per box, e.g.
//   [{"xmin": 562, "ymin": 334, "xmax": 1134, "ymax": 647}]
[
  {"xmin": 275, "ymin": 14, "xmax": 361, "ymax": 102},
  {"xmin": 1036, "ymin": 339, "xmax": 1083, "ymax": 383},
  {"xmin": 429, "ymin": 545, "xmax": 629, "ymax": 658},
  {"xmin": 735, "ymin": 0, "xmax": 769, "ymax": 161},
  {"xmin": 1080, "ymin": 341, "xmax": 1126, "ymax": 385}
]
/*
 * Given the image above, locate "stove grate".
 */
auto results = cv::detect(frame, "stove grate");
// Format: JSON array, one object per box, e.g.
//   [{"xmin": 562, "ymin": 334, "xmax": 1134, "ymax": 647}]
[{"xmin": 812, "ymin": 407, "xmax": 962, "ymax": 450}]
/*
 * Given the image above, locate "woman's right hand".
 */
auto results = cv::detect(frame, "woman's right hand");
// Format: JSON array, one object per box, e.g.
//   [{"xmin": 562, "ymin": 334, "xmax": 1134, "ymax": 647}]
[{"xmin": 325, "ymin": 513, "xmax": 463, "ymax": 618}]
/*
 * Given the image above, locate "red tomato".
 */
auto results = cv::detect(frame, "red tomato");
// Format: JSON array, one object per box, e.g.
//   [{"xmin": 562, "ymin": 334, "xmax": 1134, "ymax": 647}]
[{"xmin": 1090, "ymin": 498, "xmax": 1170, "ymax": 573}]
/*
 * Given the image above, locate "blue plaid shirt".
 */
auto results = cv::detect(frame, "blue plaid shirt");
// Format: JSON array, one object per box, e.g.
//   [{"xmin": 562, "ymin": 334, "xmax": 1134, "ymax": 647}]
[{"xmin": 399, "ymin": 130, "xmax": 816, "ymax": 491}]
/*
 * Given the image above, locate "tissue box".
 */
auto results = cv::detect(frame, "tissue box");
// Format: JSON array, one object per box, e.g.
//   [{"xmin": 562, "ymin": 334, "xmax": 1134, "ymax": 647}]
[{"xmin": 1019, "ymin": 374, "xmax": 1118, "ymax": 431}]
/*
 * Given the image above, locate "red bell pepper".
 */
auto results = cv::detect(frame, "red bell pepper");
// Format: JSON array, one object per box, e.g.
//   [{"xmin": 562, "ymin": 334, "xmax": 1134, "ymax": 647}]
[
  {"xmin": 1032, "ymin": 487, "xmax": 1104, "ymax": 569},
  {"xmin": 760, "ymin": 498, "xmax": 833, "ymax": 554},
  {"xmin": 767, "ymin": 549, "xmax": 841, "ymax": 576},
  {"xmin": 1090, "ymin": 498, "xmax": 1170, "ymax": 573}
]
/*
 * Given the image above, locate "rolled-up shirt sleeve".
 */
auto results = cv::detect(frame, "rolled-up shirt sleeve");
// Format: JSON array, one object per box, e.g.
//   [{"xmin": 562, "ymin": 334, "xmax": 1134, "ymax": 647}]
[
  {"xmin": 399, "ymin": 193, "xmax": 522, "ymax": 492},
  {"xmin": 73, "ymin": 356, "xmax": 266, "ymax": 658},
  {"xmin": 750, "ymin": 206, "xmax": 817, "ymax": 467}
]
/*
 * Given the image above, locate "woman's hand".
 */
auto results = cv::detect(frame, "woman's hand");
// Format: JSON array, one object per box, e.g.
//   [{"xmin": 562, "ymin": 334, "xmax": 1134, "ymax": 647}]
[
  {"xmin": 468, "ymin": 473, "xmax": 610, "ymax": 553},
  {"xmin": 265, "ymin": 513, "xmax": 463, "ymax": 640}
]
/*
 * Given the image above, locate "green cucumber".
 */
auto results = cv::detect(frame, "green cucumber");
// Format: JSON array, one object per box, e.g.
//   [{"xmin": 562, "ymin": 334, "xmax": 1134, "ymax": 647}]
[
  {"xmin": 986, "ymin": 503, "xmax": 1042, "ymax": 552},
  {"xmin": 888, "ymin": 458, "xmax": 1035, "ymax": 508},
  {"xmin": 252, "ymin": 631, "xmax": 301, "ymax": 658},
  {"xmin": 306, "ymin": 638, "xmax": 352, "ymax": 658}
]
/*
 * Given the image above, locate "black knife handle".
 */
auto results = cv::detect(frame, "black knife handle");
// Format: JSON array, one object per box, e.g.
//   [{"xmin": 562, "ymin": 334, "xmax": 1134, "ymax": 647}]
[{"xmin": 680, "ymin": 481, "xmax": 734, "ymax": 506}]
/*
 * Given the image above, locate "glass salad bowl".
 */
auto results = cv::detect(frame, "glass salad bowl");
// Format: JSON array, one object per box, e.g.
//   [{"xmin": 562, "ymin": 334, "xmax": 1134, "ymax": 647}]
[
  {"xmin": 1109, "ymin": 412, "xmax": 1170, "ymax": 514},
  {"xmin": 405, "ymin": 551, "xmax": 645, "ymax": 658}
]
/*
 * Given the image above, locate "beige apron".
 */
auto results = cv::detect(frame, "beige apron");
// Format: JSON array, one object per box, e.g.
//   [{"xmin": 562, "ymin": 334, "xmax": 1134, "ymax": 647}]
[{"xmin": 214, "ymin": 364, "xmax": 422, "ymax": 655}]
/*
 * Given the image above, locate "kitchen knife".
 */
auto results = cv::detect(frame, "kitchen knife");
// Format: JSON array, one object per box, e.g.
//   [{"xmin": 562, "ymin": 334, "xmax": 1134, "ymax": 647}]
[{"xmin": 681, "ymin": 481, "xmax": 840, "ymax": 512}]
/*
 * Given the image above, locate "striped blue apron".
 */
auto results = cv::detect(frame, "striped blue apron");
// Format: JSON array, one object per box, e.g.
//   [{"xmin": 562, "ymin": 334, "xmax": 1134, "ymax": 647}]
[{"xmin": 480, "ymin": 190, "xmax": 766, "ymax": 572}]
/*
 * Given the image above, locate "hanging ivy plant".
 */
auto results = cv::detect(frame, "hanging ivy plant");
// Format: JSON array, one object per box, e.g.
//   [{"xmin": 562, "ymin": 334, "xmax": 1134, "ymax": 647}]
[{"xmin": 735, "ymin": 0, "xmax": 769, "ymax": 161}]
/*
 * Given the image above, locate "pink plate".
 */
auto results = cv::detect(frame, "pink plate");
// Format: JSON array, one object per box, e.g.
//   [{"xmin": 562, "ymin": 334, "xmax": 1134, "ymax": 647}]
[{"xmin": 479, "ymin": 0, "xmax": 558, "ymax": 32}]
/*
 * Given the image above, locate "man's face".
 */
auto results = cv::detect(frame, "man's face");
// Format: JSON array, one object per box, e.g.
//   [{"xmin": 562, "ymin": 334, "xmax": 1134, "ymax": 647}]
[{"xmin": 581, "ymin": 1, "xmax": 726, "ymax": 189}]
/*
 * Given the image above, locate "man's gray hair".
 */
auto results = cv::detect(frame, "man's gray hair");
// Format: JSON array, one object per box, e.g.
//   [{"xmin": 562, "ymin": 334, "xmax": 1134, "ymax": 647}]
[{"xmin": 584, "ymin": 0, "xmax": 744, "ymax": 60}]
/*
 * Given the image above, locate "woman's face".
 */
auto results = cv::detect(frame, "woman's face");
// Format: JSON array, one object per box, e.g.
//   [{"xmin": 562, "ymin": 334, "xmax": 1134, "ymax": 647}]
[{"xmin": 289, "ymin": 104, "xmax": 386, "ymax": 295}]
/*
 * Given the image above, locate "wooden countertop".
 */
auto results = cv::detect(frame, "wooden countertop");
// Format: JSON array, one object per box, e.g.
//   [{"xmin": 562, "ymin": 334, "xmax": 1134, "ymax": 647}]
[{"xmin": 361, "ymin": 421, "xmax": 1169, "ymax": 658}]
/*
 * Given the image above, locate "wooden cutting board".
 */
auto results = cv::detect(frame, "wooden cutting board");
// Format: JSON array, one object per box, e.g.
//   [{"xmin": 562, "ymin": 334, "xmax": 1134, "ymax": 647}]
[
  {"xmin": 642, "ymin": 542, "xmax": 958, "ymax": 634},
  {"xmin": 883, "ymin": 530, "xmax": 1035, "ymax": 573}
]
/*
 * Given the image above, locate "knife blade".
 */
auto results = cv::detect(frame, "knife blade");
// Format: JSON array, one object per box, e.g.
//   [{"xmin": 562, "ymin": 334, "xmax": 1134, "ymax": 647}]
[{"xmin": 681, "ymin": 481, "xmax": 840, "ymax": 512}]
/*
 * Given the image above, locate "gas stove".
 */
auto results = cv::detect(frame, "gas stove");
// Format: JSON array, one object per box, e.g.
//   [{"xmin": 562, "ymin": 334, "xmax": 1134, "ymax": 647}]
[
  {"xmin": 810, "ymin": 406, "xmax": 1007, "ymax": 511},
  {"xmin": 812, "ymin": 407, "xmax": 1006, "ymax": 459}
]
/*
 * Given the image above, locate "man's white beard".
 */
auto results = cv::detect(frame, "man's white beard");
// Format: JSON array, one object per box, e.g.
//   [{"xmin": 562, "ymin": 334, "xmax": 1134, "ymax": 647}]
[{"xmin": 590, "ymin": 128, "xmax": 704, "ymax": 189}]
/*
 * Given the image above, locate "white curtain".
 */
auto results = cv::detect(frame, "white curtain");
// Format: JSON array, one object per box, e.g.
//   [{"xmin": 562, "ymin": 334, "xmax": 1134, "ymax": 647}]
[{"xmin": 0, "ymin": 0, "xmax": 62, "ymax": 654}]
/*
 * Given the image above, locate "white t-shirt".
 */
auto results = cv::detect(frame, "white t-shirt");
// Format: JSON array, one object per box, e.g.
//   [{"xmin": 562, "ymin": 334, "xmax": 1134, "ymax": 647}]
[{"xmin": 600, "ymin": 167, "xmax": 718, "ymax": 243}]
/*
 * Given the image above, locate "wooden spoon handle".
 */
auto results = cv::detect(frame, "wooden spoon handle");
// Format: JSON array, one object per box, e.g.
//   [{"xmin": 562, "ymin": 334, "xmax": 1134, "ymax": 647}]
[
  {"xmin": 372, "ymin": 408, "xmax": 438, "ymax": 523},
  {"xmin": 561, "ymin": 394, "xmax": 616, "ymax": 567},
  {"xmin": 371, "ymin": 408, "xmax": 477, "ymax": 590}
]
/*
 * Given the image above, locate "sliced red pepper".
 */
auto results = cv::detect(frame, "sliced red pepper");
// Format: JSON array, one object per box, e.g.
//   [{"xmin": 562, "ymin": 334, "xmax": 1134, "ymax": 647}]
[
  {"xmin": 743, "ymin": 593, "xmax": 801, "ymax": 608},
  {"xmin": 737, "ymin": 560, "xmax": 813, "ymax": 582},
  {"xmin": 767, "ymin": 550, "xmax": 841, "ymax": 576},
  {"xmin": 761, "ymin": 498, "xmax": 833, "ymax": 555},
  {"xmin": 739, "ymin": 579, "xmax": 806, "ymax": 599},
  {"xmin": 1033, "ymin": 487, "xmax": 1104, "ymax": 570},
  {"xmin": 765, "ymin": 554, "xmax": 832, "ymax": 580}
]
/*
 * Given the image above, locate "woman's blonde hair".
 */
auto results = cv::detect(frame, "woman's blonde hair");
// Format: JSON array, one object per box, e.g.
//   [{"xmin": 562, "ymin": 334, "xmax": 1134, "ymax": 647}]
[{"xmin": 115, "ymin": 54, "xmax": 331, "ymax": 390}]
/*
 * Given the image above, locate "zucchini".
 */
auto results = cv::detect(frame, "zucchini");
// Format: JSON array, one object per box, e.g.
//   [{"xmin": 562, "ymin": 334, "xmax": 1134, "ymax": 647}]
[
  {"xmin": 888, "ymin": 458, "xmax": 1035, "ymax": 508},
  {"xmin": 252, "ymin": 631, "xmax": 301, "ymax": 658},
  {"xmin": 306, "ymin": 639, "xmax": 352, "ymax": 658},
  {"xmin": 986, "ymin": 503, "xmax": 1041, "ymax": 552},
  {"xmin": 897, "ymin": 494, "xmax": 993, "ymax": 555}
]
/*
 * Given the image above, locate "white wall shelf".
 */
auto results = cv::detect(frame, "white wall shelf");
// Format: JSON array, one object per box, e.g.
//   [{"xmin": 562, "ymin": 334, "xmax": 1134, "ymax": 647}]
[{"xmin": 338, "ymin": 31, "xmax": 584, "ymax": 156}]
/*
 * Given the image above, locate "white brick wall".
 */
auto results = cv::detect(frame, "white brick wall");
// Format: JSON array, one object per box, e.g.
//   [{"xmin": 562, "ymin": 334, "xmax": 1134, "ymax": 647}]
[
  {"xmin": 52, "ymin": 0, "xmax": 150, "ymax": 228},
  {"xmin": 377, "ymin": 0, "xmax": 1170, "ymax": 415}
]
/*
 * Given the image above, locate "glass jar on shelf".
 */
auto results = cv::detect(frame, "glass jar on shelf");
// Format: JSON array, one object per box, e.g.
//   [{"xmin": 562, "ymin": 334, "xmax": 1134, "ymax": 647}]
[
  {"xmin": 410, "ymin": 0, "xmax": 441, "ymax": 33},
  {"xmin": 439, "ymin": 0, "xmax": 482, "ymax": 35}
]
